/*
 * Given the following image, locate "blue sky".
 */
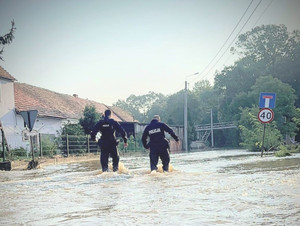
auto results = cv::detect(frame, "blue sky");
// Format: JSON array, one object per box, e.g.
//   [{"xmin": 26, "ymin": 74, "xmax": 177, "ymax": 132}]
[{"xmin": 1, "ymin": 0, "xmax": 300, "ymax": 105}]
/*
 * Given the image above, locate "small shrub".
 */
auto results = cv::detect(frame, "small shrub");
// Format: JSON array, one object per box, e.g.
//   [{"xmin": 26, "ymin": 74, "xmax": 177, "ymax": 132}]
[
  {"xmin": 41, "ymin": 135, "xmax": 58, "ymax": 156},
  {"xmin": 275, "ymin": 145, "xmax": 291, "ymax": 157},
  {"xmin": 9, "ymin": 147, "xmax": 28, "ymax": 160}
]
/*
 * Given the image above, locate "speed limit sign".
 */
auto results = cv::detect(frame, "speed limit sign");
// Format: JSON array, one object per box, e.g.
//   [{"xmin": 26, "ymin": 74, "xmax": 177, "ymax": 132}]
[{"xmin": 258, "ymin": 108, "xmax": 274, "ymax": 124}]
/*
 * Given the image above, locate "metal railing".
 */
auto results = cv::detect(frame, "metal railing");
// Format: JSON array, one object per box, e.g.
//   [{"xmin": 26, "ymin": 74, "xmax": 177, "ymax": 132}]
[{"xmin": 195, "ymin": 122, "xmax": 237, "ymax": 131}]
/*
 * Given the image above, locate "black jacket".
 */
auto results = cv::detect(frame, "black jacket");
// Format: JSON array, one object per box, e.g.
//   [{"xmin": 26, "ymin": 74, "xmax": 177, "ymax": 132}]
[
  {"xmin": 91, "ymin": 116, "xmax": 127, "ymax": 144},
  {"xmin": 141, "ymin": 119, "xmax": 179, "ymax": 149}
]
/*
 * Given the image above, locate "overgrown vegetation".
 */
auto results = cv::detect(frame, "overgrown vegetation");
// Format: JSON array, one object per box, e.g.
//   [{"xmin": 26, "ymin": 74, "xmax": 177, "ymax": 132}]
[
  {"xmin": 58, "ymin": 123, "xmax": 87, "ymax": 155},
  {"xmin": 41, "ymin": 135, "xmax": 58, "ymax": 156},
  {"xmin": 275, "ymin": 145, "xmax": 300, "ymax": 157},
  {"xmin": 117, "ymin": 133, "xmax": 145, "ymax": 152},
  {"xmin": 239, "ymin": 107, "xmax": 282, "ymax": 151}
]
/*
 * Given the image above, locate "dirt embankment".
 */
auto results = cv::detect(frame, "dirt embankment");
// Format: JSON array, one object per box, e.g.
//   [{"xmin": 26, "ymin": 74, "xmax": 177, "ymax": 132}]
[
  {"xmin": 11, "ymin": 154, "xmax": 100, "ymax": 170},
  {"xmin": 10, "ymin": 151, "xmax": 148, "ymax": 170}
]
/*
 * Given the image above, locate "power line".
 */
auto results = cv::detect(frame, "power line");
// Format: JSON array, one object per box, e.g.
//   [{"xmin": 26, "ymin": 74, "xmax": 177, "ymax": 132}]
[
  {"xmin": 253, "ymin": 0, "xmax": 274, "ymax": 27},
  {"xmin": 218, "ymin": 0, "xmax": 274, "ymax": 71},
  {"xmin": 191, "ymin": 0, "xmax": 255, "ymax": 84},
  {"xmin": 171, "ymin": 0, "xmax": 264, "ymax": 94},
  {"xmin": 199, "ymin": 0, "xmax": 263, "ymax": 82}
]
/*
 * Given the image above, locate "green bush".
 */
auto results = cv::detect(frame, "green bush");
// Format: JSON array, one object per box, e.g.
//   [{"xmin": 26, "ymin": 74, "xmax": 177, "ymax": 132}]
[
  {"xmin": 118, "ymin": 133, "xmax": 145, "ymax": 152},
  {"xmin": 275, "ymin": 145, "xmax": 291, "ymax": 157},
  {"xmin": 275, "ymin": 144, "xmax": 300, "ymax": 157},
  {"xmin": 239, "ymin": 107, "xmax": 282, "ymax": 151},
  {"xmin": 59, "ymin": 124, "xmax": 87, "ymax": 155},
  {"xmin": 7, "ymin": 147, "xmax": 28, "ymax": 160},
  {"xmin": 41, "ymin": 135, "xmax": 58, "ymax": 156}
]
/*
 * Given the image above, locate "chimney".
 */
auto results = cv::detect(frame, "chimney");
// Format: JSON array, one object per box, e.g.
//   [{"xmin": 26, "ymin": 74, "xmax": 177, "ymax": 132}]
[{"xmin": 73, "ymin": 94, "xmax": 78, "ymax": 98}]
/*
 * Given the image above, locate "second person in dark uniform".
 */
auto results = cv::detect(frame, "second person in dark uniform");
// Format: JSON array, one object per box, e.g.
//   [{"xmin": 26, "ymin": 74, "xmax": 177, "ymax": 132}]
[
  {"xmin": 142, "ymin": 115, "xmax": 179, "ymax": 172},
  {"xmin": 91, "ymin": 109, "xmax": 128, "ymax": 172}
]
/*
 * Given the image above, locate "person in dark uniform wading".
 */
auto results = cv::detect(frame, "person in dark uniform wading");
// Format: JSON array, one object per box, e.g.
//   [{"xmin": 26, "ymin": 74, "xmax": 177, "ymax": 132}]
[
  {"xmin": 91, "ymin": 109, "xmax": 128, "ymax": 172},
  {"xmin": 142, "ymin": 115, "xmax": 179, "ymax": 172}
]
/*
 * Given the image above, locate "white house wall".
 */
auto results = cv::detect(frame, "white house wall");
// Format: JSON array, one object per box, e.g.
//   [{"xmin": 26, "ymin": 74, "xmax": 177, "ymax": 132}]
[
  {"xmin": 3, "ymin": 113, "xmax": 78, "ymax": 150},
  {"xmin": 0, "ymin": 79, "xmax": 15, "ymax": 118},
  {"xmin": 30, "ymin": 116, "xmax": 71, "ymax": 135},
  {"xmin": 0, "ymin": 78, "xmax": 18, "ymax": 150},
  {"xmin": 1, "ymin": 110, "xmax": 19, "ymax": 149}
]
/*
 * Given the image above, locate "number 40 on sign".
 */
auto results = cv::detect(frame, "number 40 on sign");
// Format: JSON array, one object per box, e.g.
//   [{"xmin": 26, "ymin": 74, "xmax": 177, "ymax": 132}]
[{"xmin": 258, "ymin": 108, "xmax": 274, "ymax": 124}]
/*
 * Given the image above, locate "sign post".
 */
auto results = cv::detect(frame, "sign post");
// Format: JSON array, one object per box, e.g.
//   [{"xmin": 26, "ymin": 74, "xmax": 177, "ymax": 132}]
[
  {"xmin": 20, "ymin": 110, "xmax": 39, "ymax": 169},
  {"xmin": 258, "ymin": 108, "xmax": 274, "ymax": 157},
  {"xmin": 258, "ymin": 93, "xmax": 276, "ymax": 157}
]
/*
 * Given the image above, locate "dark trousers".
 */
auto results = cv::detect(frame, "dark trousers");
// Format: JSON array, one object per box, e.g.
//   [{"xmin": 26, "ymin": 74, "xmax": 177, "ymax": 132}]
[
  {"xmin": 149, "ymin": 147, "xmax": 170, "ymax": 171},
  {"xmin": 99, "ymin": 143, "xmax": 119, "ymax": 172}
]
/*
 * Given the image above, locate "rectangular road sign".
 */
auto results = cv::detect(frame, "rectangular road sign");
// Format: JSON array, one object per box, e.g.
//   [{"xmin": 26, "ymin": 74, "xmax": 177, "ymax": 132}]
[{"xmin": 259, "ymin": 92, "xmax": 276, "ymax": 108}]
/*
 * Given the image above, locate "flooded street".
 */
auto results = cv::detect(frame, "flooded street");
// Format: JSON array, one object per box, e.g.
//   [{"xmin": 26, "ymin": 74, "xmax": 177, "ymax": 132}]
[{"xmin": 1, "ymin": 150, "xmax": 300, "ymax": 225}]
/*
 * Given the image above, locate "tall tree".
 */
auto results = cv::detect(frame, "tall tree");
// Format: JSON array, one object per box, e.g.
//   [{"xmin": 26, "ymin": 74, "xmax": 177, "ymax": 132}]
[
  {"xmin": 232, "ymin": 24, "xmax": 300, "ymax": 106},
  {"xmin": 190, "ymin": 80, "xmax": 219, "ymax": 124},
  {"xmin": 215, "ymin": 24, "xmax": 300, "ymax": 121}
]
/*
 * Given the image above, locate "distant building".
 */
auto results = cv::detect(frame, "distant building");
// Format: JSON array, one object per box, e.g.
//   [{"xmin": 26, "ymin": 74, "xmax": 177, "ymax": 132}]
[{"xmin": 0, "ymin": 66, "xmax": 136, "ymax": 150}]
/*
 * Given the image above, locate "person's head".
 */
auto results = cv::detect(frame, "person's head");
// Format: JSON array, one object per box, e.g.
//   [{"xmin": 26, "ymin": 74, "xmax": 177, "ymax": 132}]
[
  {"xmin": 153, "ymin": 115, "xmax": 160, "ymax": 122},
  {"xmin": 104, "ymin": 109, "xmax": 111, "ymax": 118}
]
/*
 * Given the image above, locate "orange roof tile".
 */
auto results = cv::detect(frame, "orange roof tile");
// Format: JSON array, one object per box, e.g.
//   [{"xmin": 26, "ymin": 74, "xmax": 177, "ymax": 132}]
[
  {"xmin": 0, "ymin": 66, "xmax": 16, "ymax": 81},
  {"xmin": 14, "ymin": 82, "xmax": 135, "ymax": 122},
  {"xmin": 108, "ymin": 105, "xmax": 138, "ymax": 122}
]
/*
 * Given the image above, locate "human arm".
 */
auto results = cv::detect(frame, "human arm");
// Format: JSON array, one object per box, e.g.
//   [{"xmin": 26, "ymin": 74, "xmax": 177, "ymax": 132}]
[
  {"xmin": 90, "ymin": 121, "xmax": 101, "ymax": 141},
  {"xmin": 162, "ymin": 123, "xmax": 179, "ymax": 142},
  {"xmin": 141, "ymin": 129, "xmax": 149, "ymax": 149},
  {"xmin": 114, "ymin": 121, "xmax": 128, "ymax": 145}
]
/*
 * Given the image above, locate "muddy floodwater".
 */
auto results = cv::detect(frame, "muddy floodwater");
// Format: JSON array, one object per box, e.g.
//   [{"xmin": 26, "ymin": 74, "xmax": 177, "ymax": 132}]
[{"xmin": 1, "ymin": 150, "xmax": 300, "ymax": 225}]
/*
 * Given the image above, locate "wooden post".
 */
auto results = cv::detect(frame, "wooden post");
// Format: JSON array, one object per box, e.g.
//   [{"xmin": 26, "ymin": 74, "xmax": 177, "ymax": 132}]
[
  {"xmin": 39, "ymin": 133, "xmax": 43, "ymax": 157},
  {"xmin": 2, "ymin": 129, "xmax": 5, "ymax": 162},
  {"xmin": 30, "ymin": 135, "xmax": 35, "ymax": 162},
  {"xmin": 66, "ymin": 134, "xmax": 69, "ymax": 156},
  {"xmin": 87, "ymin": 134, "xmax": 90, "ymax": 153},
  {"xmin": 0, "ymin": 123, "xmax": 10, "ymax": 153}
]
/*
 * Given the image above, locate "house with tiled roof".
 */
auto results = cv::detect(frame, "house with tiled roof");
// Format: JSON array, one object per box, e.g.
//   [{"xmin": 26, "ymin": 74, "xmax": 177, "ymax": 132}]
[
  {"xmin": 14, "ymin": 82, "xmax": 134, "ymax": 122},
  {"xmin": 0, "ymin": 66, "xmax": 137, "ymax": 150}
]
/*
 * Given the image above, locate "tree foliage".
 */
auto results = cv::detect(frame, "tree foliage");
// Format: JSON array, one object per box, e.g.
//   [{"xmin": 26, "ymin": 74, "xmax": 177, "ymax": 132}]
[
  {"xmin": 249, "ymin": 76, "xmax": 297, "ymax": 136},
  {"xmin": 79, "ymin": 105, "xmax": 102, "ymax": 135},
  {"xmin": 114, "ymin": 91, "xmax": 165, "ymax": 123},
  {"xmin": 0, "ymin": 20, "xmax": 16, "ymax": 61},
  {"xmin": 239, "ymin": 107, "xmax": 282, "ymax": 151},
  {"xmin": 230, "ymin": 24, "xmax": 300, "ymax": 106},
  {"xmin": 61, "ymin": 123, "xmax": 85, "ymax": 136}
]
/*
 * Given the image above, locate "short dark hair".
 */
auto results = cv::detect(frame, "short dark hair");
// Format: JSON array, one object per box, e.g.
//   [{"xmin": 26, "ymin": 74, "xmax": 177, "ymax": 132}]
[{"xmin": 105, "ymin": 109, "xmax": 111, "ymax": 117}]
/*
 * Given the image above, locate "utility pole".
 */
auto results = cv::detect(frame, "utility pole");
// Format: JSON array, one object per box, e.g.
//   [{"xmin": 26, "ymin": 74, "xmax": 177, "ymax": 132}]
[
  {"xmin": 210, "ymin": 108, "xmax": 214, "ymax": 148},
  {"xmin": 183, "ymin": 72, "xmax": 199, "ymax": 151},
  {"xmin": 184, "ymin": 81, "xmax": 188, "ymax": 151}
]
